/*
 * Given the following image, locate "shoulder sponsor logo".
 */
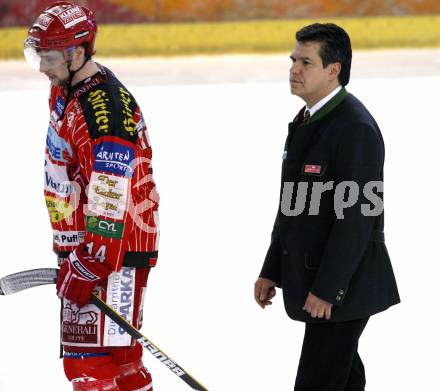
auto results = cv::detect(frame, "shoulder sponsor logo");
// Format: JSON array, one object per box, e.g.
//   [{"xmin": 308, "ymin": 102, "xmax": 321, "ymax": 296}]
[
  {"xmin": 44, "ymin": 158, "xmax": 75, "ymax": 197},
  {"xmin": 86, "ymin": 216, "xmax": 124, "ymax": 239},
  {"xmin": 87, "ymin": 89, "xmax": 111, "ymax": 134},
  {"xmin": 46, "ymin": 125, "xmax": 72, "ymax": 163},
  {"xmin": 118, "ymin": 87, "xmax": 137, "ymax": 137},
  {"xmin": 53, "ymin": 230, "xmax": 85, "ymax": 246},
  {"xmin": 93, "ymin": 142, "xmax": 135, "ymax": 178},
  {"xmin": 88, "ymin": 172, "xmax": 129, "ymax": 220},
  {"xmin": 74, "ymin": 76, "xmax": 102, "ymax": 98},
  {"xmin": 45, "ymin": 195, "xmax": 74, "ymax": 223}
]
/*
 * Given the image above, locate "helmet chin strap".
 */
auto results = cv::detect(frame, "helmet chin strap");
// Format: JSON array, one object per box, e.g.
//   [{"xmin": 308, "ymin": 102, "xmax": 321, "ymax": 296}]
[
  {"xmin": 67, "ymin": 53, "xmax": 91, "ymax": 87},
  {"xmin": 59, "ymin": 51, "xmax": 91, "ymax": 120}
]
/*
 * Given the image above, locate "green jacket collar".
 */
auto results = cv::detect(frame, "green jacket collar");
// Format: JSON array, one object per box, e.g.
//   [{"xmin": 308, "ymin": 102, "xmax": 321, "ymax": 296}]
[{"xmin": 296, "ymin": 87, "xmax": 348, "ymax": 125}]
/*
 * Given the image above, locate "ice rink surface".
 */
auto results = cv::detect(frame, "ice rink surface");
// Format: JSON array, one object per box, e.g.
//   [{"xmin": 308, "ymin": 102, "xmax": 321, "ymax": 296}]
[{"xmin": 0, "ymin": 49, "xmax": 439, "ymax": 390}]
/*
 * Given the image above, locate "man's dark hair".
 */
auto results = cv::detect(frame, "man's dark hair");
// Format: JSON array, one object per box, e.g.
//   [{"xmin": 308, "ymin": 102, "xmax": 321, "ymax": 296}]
[
  {"xmin": 296, "ymin": 23, "xmax": 352, "ymax": 86},
  {"xmin": 79, "ymin": 42, "xmax": 92, "ymax": 60}
]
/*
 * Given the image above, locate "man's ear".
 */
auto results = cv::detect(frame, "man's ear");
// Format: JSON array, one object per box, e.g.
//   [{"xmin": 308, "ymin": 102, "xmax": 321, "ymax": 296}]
[
  {"xmin": 328, "ymin": 62, "xmax": 341, "ymax": 81},
  {"xmin": 73, "ymin": 45, "xmax": 86, "ymax": 62}
]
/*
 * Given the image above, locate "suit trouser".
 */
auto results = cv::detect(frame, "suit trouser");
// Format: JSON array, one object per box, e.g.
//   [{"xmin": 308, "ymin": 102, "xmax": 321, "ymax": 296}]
[{"xmin": 294, "ymin": 317, "xmax": 369, "ymax": 391}]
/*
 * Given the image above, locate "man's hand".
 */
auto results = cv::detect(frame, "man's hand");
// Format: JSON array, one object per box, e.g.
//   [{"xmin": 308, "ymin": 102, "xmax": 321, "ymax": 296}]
[
  {"xmin": 254, "ymin": 278, "xmax": 277, "ymax": 309},
  {"xmin": 56, "ymin": 244, "xmax": 112, "ymax": 308},
  {"xmin": 302, "ymin": 292, "xmax": 333, "ymax": 320}
]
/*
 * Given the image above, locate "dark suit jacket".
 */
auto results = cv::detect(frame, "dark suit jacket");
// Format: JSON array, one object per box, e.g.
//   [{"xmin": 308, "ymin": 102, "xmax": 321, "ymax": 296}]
[{"xmin": 260, "ymin": 87, "xmax": 400, "ymax": 323}]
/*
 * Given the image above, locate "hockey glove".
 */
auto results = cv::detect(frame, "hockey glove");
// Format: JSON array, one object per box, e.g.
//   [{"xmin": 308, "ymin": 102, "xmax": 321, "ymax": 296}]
[{"xmin": 56, "ymin": 244, "xmax": 112, "ymax": 308}]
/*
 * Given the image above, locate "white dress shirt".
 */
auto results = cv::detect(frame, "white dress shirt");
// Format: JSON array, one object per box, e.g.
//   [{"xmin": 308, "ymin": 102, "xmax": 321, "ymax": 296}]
[{"xmin": 307, "ymin": 85, "xmax": 342, "ymax": 117}]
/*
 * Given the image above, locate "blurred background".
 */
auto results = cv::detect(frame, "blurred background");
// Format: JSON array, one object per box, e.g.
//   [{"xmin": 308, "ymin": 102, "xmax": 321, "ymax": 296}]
[
  {"xmin": 1, "ymin": 0, "xmax": 440, "ymax": 58},
  {"xmin": 2, "ymin": 0, "xmax": 440, "ymax": 24}
]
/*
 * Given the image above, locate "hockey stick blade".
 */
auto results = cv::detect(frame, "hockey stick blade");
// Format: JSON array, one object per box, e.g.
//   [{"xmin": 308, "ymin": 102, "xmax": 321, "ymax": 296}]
[
  {"xmin": 0, "ymin": 268, "xmax": 58, "ymax": 295},
  {"xmin": 90, "ymin": 294, "xmax": 209, "ymax": 391}
]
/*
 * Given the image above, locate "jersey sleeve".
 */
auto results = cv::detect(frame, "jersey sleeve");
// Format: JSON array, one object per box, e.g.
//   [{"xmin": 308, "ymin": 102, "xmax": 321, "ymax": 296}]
[{"xmin": 76, "ymin": 83, "xmax": 159, "ymax": 271}]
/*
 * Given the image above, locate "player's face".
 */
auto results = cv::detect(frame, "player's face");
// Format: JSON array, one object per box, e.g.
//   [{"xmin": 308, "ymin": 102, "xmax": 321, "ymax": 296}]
[
  {"xmin": 289, "ymin": 41, "xmax": 336, "ymax": 107},
  {"xmin": 38, "ymin": 50, "xmax": 69, "ymax": 86}
]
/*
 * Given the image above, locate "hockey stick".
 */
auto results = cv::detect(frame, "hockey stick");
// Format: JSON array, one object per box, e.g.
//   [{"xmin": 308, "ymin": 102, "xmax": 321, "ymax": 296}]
[
  {"xmin": 0, "ymin": 268, "xmax": 58, "ymax": 295},
  {"xmin": 0, "ymin": 268, "xmax": 209, "ymax": 391},
  {"xmin": 89, "ymin": 294, "xmax": 208, "ymax": 390}
]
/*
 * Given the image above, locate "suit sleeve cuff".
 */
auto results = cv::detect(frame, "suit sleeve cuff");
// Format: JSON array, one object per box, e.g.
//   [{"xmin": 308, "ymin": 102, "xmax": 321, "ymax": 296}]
[{"xmin": 310, "ymin": 284, "xmax": 348, "ymax": 306}]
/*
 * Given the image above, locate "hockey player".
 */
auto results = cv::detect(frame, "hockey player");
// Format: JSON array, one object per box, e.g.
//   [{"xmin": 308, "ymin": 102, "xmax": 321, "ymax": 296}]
[{"xmin": 24, "ymin": 2, "xmax": 159, "ymax": 390}]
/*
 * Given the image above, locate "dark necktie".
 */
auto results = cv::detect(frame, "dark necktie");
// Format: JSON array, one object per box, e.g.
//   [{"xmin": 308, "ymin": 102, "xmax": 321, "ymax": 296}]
[{"xmin": 302, "ymin": 109, "xmax": 310, "ymax": 123}]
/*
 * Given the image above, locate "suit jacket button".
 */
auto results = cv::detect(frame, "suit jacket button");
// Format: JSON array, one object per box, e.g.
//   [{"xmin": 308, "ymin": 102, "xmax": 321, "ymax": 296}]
[
  {"xmin": 336, "ymin": 295, "xmax": 342, "ymax": 301},
  {"xmin": 282, "ymin": 250, "xmax": 289, "ymax": 256},
  {"xmin": 338, "ymin": 290, "xmax": 344, "ymax": 295}
]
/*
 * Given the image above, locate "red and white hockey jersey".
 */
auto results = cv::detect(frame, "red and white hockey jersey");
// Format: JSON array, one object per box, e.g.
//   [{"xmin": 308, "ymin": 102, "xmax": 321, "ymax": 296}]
[{"xmin": 45, "ymin": 64, "xmax": 159, "ymax": 275}]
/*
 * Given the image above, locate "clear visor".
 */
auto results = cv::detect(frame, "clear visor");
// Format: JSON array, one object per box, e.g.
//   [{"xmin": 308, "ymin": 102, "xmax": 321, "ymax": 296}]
[{"xmin": 24, "ymin": 40, "xmax": 66, "ymax": 71}]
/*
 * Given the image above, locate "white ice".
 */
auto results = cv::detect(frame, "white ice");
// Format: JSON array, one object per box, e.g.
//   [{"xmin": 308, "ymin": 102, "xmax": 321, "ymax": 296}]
[{"xmin": 0, "ymin": 50, "xmax": 439, "ymax": 390}]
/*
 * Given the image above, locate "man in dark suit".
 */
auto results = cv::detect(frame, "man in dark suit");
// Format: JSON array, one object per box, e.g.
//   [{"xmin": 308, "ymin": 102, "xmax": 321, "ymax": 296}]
[{"xmin": 254, "ymin": 23, "xmax": 400, "ymax": 391}]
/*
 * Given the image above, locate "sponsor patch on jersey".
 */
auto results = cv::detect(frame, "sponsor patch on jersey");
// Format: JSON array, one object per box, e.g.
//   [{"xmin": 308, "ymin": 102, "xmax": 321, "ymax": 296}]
[
  {"xmin": 104, "ymin": 267, "xmax": 136, "ymax": 346},
  {"xmin": 53, "ymin": 230, "xmax": 85, "ymax": 247},
  {"xmin": 50, "ymin": 110, "xmax": 59, "ymax": 124},
  {"xmin": 136, "ymin": 114, "xmax": 150, "ymax": 151},
  {"xmin": 66, "ymin": 111, "xmax": 75, "ymax": 128},
  {"xmin": 44, "ymin": 158, "xmax": 75, "ymax": 197},
  {"xmin": 62, "ymin": 300, "xmax": 101, "ymax": 346},
  {"xmin": 46, "ymin": 125, "xmax": 72, "ymax": 163},
  {"xmin": 93, "ymin": 142, "xmax": 135, "ymax": 178},
  {"xmin": 73, "ymin": 75, "xmax": 102, "ymax": 98},
  {"xmin": 86, "ymin": 215, "xmax": 124, "ymax": 239},
  {"xmin": 136, "ymin": 115, "xmax": 145, "ymax": 133},
  {"xmin": 73, "ymin": 101, "xmax": 81, "ymax": 113},
  {"xmin": 85, "ymin": 88, "xmax": 112, "ymax": 136},
  {"xmin": 118, "ymin": 87, "xmax": 137, "ymax": 139},
  {"xmin": 45, "ymin": 195, "xmax": 74, "ymax": 223},
  {"xmin": 55, "ymin": 96, "xmax": 65, "ymax": 117},
  {"xmin": 78, "ymin": 84, "xmax": 138, "ymax": 144},
  {"xmin": 88, "ymin": 172, "xmax": 129, "ymax": 220}
]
